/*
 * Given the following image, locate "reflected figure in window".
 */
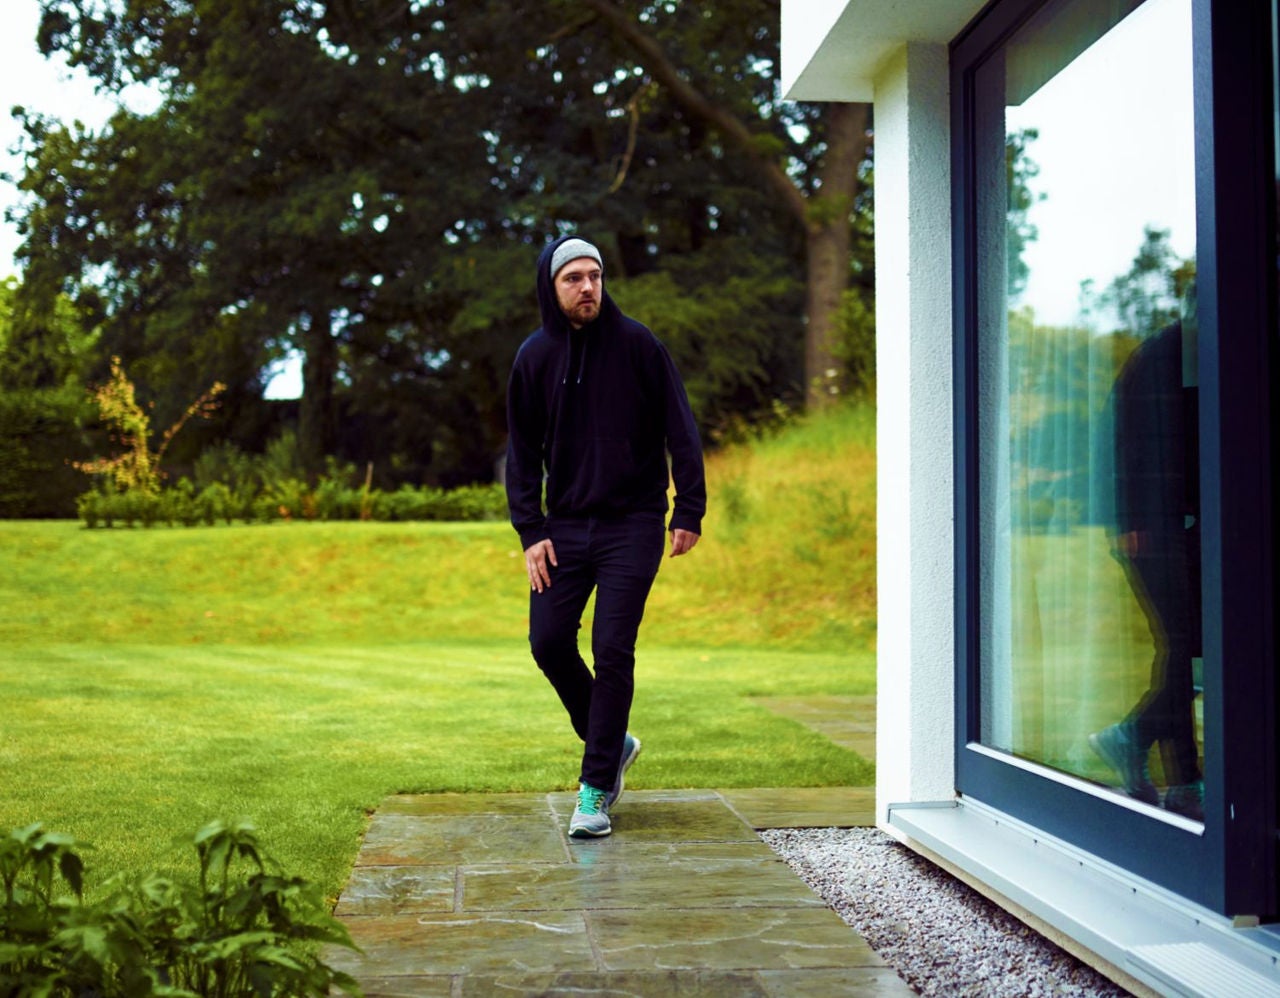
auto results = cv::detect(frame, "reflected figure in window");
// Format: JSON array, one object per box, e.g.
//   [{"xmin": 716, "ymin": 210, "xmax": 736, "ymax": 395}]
[{"xmin": 1089, "ymin": 288, "xmax": 1203, "ymax": 821}]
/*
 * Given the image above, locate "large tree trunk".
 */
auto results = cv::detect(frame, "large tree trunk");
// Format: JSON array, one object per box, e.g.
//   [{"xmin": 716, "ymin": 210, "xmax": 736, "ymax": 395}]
[
  {"xmin": 804, "ymin": 102, "xmax": 870, "ymax": 407},
  {"xmin": 299, "ymin": 308, "xmax": 338, "ymax": 474},
  {"xmin": 579, "ymin": 0, "xmax": 872, "ymax": 409}
]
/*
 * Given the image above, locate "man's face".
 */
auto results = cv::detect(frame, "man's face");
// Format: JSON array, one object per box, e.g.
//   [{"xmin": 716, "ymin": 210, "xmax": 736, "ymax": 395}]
[{"xmin": 554, "ymin": 258, "xmax": 602, "ymax": 328}]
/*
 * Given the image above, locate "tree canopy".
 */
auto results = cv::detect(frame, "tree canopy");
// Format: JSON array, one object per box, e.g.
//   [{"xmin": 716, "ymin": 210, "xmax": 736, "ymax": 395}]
[{"xmin": 7, "ymin": 0, "xmax": 874, "ymax": 505}]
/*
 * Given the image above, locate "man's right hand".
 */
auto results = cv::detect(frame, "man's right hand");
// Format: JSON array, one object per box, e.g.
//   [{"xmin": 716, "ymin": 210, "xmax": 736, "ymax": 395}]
[{"xmin": 525, "ymin": 538, "xmax": 557, "ymax": 593}]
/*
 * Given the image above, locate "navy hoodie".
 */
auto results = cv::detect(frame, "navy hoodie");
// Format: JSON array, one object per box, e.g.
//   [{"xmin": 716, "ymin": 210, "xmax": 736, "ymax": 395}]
[{"xmin": 505, "ymin": 235, "xmax": 707, "ymax": 551}]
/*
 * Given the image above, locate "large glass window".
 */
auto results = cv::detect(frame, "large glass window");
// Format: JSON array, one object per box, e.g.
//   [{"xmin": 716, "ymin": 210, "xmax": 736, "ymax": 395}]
[{"xmin": 972, "ymin": 0, "xmax": 1204, "ymax": 821}]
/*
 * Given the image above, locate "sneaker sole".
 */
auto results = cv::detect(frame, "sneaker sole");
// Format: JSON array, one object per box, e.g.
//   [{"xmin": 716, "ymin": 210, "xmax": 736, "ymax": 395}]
[
  {"xmin": 610, "ymin": 737, "xmax": 642, "ymax": 808},
  {"xmin": 1088, "ymin": 731, "xmax": 1158, "ymax": 804},
  {"xmin": 569, "ymin": 822, "xmax": 611, "ymax": 839}
]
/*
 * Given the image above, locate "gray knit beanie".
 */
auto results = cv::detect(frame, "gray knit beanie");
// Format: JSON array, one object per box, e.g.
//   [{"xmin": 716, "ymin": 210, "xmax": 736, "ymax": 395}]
[{"xmin": 550, "ymin": 238, "xmax": 603, "ymax": 279}]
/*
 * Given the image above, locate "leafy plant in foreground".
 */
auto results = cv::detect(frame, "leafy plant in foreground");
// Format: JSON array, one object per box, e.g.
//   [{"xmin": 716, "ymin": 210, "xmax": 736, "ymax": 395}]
[{"xmin": 0, "ymin": 819, "xmax": 362, "ymax": 997}]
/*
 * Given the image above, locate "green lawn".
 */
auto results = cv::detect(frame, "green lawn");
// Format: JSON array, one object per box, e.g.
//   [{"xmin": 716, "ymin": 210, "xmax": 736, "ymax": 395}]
[
  {"xmin": 0, "ymin": 639, "xmax": 871, "ymax": 901},
  {"xmin": 0, "ymin": 402, "xmax": 878, "ymax": 902}
]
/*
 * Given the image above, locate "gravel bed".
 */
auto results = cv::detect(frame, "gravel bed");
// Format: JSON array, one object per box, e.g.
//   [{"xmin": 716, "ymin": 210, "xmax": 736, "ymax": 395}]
[{"xmin": 761, "ymin": 827, "xmax": 1131, "ymax": 997}]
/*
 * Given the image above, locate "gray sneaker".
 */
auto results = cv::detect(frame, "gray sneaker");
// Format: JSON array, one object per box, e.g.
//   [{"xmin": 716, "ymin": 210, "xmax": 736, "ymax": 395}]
[
  {"xmin": 1164, "ymin": 781, "xmax": 1204, "ymax": 821},
  {"xmin": 608, "ymin": 733, "xmax": 642, "ymax": 808},
  {"xmin": 1088, "ymin": 722, "xmax": 1158, "ymax": 805},
  {"xmin": 569, "ymin": 783, "xmax": 611, "ymax": 838}
]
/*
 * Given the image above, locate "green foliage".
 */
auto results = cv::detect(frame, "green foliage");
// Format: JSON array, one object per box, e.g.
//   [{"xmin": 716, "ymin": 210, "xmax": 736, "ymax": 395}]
[
  {"xmin": 0, "ymin": 278, "xmax": 99, "ymax": 518},
  {"xmin": 831, "ymin": 286, "xmax": 876, "ymax": 400},
  {"xmin": 1080, "ymin": 225, "xmax": 1195, "ymax": 337},
  {"xmin": 1006, "ymin": 128, "xmax": 1045, "ymax": 299},
  {"xmin": 0, "ymin": 276, "xmax": 99, "ymax": 393},
  {"xmin": 255, "ymin": 432, "xmax": 307, "ymax": 494},
  {"xmin": 650, "ymin": 400, "xmax": 878, "ymax": 649},
  {"xmin": 0, "ymin": 387, "xmax": 94, "ymax": 519},
  {"xmin": 78, "ymin": 428, "xmax": 506, "ymax": 528},
  {"xmin": 12, "ymin": 400, "xmax": 876, "ymax": 652},
  {"xmin": 11, "ymin": 0, "xmax": 871, "ymax": 495},
  {"xmin": 614, "ymin": 239, "xmax": 807, "ymax": 434},
  {"xmin": 74, "ymin": 356, "xmax": 225, "ymax": 502},
  {"xmin": 0, "ymin": 819, "xmax": 360, "ymax": 997},
  {"xmin": 75, "ymin": 477, "xmax": 507, "ymax": 529},
  {"xmin": 69, "ymin": 358, "xmax": 159, "ymax": 498},
  {"xmin": 193, "ymin": 443, "xmax": 259, "ymax": 521}
]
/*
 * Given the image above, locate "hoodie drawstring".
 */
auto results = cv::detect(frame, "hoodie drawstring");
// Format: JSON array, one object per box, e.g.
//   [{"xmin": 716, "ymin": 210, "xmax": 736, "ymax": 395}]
[{"xmin": 562, "ymin": 329, "xmax": 589, "ymax": 386}]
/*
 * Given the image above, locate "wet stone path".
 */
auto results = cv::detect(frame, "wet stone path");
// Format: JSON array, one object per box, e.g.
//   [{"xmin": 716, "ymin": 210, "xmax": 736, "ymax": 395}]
[{"xmin": 330, "ymin": 697, "xmax": 909, "ymax": 996}]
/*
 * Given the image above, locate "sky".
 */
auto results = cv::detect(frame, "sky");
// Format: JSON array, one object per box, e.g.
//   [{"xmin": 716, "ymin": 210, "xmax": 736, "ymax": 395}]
[{"xmin": 1003, "ymin": 0, "xmax": 1194, "ymax": 329}]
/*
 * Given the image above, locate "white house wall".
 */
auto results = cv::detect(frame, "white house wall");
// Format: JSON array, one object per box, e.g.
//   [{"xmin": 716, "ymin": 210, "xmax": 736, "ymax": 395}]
[
  {"xmin": 783, "ymin": 5, "xmax": 963, "ymax": 825},
  {"xmin": 871, "ymin": 42, "xmax": 957, "ymax": 825}
]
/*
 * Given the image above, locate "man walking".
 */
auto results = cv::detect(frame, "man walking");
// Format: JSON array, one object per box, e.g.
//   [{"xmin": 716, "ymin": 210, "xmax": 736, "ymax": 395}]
[{"xmin": 505, "ymin": 234, "xmax": 706, "ymax": 838}]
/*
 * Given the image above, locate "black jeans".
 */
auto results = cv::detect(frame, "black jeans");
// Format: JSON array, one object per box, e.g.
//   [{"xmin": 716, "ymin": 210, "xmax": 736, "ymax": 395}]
[
  {"xmin": 528, "ymin": 512, "xmax": 665, "ymax": 791},
  {"xmin": 1121, "ymin": 523, "xmax": 1203, "ymax": 786}
]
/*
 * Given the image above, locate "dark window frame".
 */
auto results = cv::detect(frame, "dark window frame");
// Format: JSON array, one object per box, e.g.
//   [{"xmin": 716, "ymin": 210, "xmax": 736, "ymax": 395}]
[{"xmin": 951, "ymin": 0, "xmax": 1277, "ymax": 916}]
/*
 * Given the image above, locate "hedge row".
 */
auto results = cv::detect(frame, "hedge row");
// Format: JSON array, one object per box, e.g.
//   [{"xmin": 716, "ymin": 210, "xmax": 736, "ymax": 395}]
[{"xmin": 75, "ymin": 479, "xmax": 508, "ymax": 528}]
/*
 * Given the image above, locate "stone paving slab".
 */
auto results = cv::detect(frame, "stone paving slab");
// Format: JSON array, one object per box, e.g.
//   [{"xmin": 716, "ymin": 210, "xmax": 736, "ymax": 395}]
[
  {"xmin": 462, "ymin": 853, "xmax": 824, "ymax": 912},
  {"xmin": 338, "ymin": 866, "xmax": 456, "ymax": 916},
  {"xmin": 357, "ymin": 812, "xmax": 567, "ymax": 866},
  {"xmin": 722, "ymin": 786, "xmax": 875, "ymax": 828},
  {"xmin": 331, "ymin": 789, "xmax": 913, "ymax": 996},
  {"xmin": 588, "ymin": 906, "xmax": 880, "ymax": 970},
  {"xmin": 351, "ymin": 969, "xmax": 911, "ymax": 997}
]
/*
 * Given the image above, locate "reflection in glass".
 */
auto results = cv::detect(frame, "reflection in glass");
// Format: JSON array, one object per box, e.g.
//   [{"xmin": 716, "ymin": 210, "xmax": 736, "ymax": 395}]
[{"xmin": 974, "ymin": 0, "xmax": 1204, "ymax": 820}]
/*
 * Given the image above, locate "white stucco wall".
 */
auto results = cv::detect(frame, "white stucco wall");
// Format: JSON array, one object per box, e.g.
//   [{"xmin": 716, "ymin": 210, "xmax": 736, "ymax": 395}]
[
  {"xmin": 871, "ymin": 42, "xmax": 958, "ymax": 825},
  {"xmin": 783, "ymin": 3, "xmax": 965, "ymax": 826}
]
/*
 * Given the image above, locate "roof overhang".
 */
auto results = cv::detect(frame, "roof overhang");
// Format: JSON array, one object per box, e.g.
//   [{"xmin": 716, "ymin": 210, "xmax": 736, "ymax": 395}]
[{"xmin": 781, "ymin": 0, "xmax": 988, "ymax": 101}]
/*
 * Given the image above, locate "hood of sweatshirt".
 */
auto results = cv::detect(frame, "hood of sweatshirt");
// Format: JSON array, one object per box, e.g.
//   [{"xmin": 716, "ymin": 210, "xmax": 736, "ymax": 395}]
[
  {"xmin": 535, "ymin": 234, "xmax": 621, "ymax": 337},
  {"xmin": 507, "ymin": 235, "xmax": 708, "ymax": 548}
]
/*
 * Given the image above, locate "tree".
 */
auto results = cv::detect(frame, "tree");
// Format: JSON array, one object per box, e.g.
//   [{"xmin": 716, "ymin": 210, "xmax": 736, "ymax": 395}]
[
  {"xmin": 1006, "ymin": 127, "xmax": 1043, "ymax": 300},
  {"xmin": 20, "ymin": 0, "xmax": 507, "ymax": 474},
  {"xmin": 566, "ymin": 0, "xmax": 871, "ymax": 406},
  {"xmin": 0, "ymin": 277, "xmax": 97, "ymax": 516},
  {"xmin": 1082, "ymin": 226, "xmax": 1195, "ymax": 337},
  {"xmin": 13, "ymin": 0, "xmax": 874, "ymax": 492}
]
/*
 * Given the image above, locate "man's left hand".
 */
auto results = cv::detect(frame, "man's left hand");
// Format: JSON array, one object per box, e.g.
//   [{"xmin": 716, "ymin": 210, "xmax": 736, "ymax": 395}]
[{"xmin": 669, "ymin": 529, "xmax": 700, "ymax": 558}]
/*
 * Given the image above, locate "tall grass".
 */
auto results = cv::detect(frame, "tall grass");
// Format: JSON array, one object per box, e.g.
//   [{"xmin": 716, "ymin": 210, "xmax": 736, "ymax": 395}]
[
  {"xmin": 657, "ymin": 400, "xmax": 877, "ymax": 650},
  {"xmin": 0, "ymin": 401, "xmax": 876, "ymax": 899},
  {"xmin": 2, "ymin": 402, "xmax": 875, "ymax": 652}
]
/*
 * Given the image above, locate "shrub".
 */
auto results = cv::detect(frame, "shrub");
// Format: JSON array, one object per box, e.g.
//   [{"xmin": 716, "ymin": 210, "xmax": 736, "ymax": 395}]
[
  {"xmin": 250, "ymin": 479, "xmax": 309, "ymax": 523},
  {"xmin": 74, "ymin": 357, "xmax": 224, "ymax": 501},
  {"xmin": 312, "ymin": 478, "xmax": 364, "ymax": 522},
  {"xmin": 370, "ymin": 484, "xmax": 428, "ymax": 522},
  {"xmin": 430, "ymin": 483, "xmax": 506, "ymax": 522},
  {"xmin": 832, "ymin": 286, "xmax": 876, "ymax": 400},
  {"xmin": 0, "ymin": 820, "xmax": 361, "ymax": 997},
  {"xmin": 75, "ymin": 490, "xmax": 105, "ymax": 529},
  {"xmin": 197, "ymin": 482, "xmax": 235, "ymax": 525},
  {"xmin": 0, "ymin": 387, "xmax": 93, "ymax": 518},
  {"xmin": 76, "ymin": 476, "xmax": 506, "ymax": 528},
  {"xmin": 193, "ymin": 443, "xmax": 258, "ymax": 522},
  {"xmin": 257, "ymin": 432, "xmax": 307, "ymax": 494},
  {"xmin": 163, "ymin": 479, "xmax": 203, "ymax": 528}
]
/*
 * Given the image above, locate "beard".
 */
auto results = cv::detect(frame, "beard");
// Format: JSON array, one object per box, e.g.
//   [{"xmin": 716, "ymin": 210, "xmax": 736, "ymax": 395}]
[{"xmin": 565, "ymin": 298, "xmax": 601, "ymax": 325}]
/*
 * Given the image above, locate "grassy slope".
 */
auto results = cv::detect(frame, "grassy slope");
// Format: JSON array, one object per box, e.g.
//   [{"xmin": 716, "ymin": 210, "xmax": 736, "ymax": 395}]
[{"xmin": 0, "ymin": 401, "xmax": 876, "ymax": 899}]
